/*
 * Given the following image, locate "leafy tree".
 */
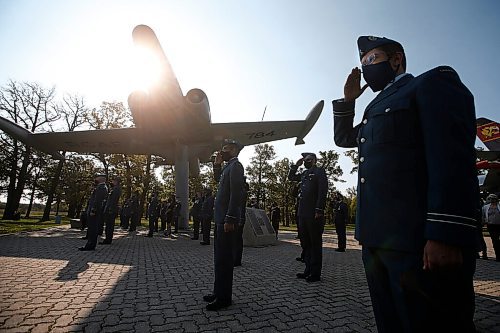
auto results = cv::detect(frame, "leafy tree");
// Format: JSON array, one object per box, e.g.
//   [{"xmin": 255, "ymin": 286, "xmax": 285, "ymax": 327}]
[
  {"xmin": 268, "ymin": 157, "xmax": 294, "ymax": 226},
  {"xmin": 344, "ymin": 150, "xmax": 359, "ymax": 174},
  {"xmin": 317, "ymin": 150, "xmax": 344, "ymax": 199},
  {"xmin": 0, "ymin": 80, "xmax": 59, "ymax": 219},
  {"xmin": 40, "ymin": 94, "xmax": 91, "ymax": 221},
  {"xmin": 245, "ymin": 144, "xmax": 276, "ymax": 208},
  {"xmin": 345, "ymin": 186, "xmax": 357, "ymax": 224}
]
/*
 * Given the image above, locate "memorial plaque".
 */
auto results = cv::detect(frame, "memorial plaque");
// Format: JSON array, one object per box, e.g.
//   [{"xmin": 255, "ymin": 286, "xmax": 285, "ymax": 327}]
[{"xmin": 243, "ymin": 207, "xmax": 277, "ymax": 247}]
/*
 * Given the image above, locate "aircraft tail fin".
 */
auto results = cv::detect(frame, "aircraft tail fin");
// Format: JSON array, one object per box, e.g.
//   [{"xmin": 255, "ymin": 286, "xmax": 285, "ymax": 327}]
[
  {"xmin": 0, "ymin": 116, "xmax": 64, "ymax": 160},
  {"xmin": 295, "ymin": 100, "xmax": 324, "ymax": 145},
  {"xmin": 477, "ymin": 117, "xmax": 500, "ymax": 151}
]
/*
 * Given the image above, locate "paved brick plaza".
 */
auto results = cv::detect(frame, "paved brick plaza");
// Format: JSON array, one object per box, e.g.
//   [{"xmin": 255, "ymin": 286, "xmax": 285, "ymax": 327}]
[{"xmin": 0, "ymin": 226, "xmax": 499, "ymax": 332}]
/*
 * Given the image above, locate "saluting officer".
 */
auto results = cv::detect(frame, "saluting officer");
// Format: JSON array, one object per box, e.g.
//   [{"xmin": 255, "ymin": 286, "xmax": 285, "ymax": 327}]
[
  {"xmin": 203, "ymin": 139, "xmax": 245, "ymax": 311},
  {"xmin": 332, "ymin": 36, "xmax": 478, "ymax": 332},
  {"xmin": 101, "ymin": 176, "xmax": 122, "ymax": 245},
  {"xmin": 288, "ymin": 153, "xmax": 328, "ymax": 282},
  {"xmin": 79, "ymin": 174, "xmax": 108, "ymax": 251}
]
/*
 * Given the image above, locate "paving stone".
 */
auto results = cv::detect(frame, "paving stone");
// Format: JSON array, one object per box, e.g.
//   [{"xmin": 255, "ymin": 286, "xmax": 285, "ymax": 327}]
[{"xmin": 0, "ymin": 227, "xmax": 498, "ymax": 332}]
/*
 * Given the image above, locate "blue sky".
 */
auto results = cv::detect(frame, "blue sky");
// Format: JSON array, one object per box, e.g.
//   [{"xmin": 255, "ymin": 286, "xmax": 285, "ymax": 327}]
[{"xmin": 0, "ymin": 0, "xmax": 498, "ymax": 193}]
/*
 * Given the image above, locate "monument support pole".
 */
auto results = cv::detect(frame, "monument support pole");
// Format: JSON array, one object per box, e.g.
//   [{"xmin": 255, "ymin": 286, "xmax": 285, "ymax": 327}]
[{"xmin": 175, "ymin": 143, "xmax": 189, "ymax": 230}]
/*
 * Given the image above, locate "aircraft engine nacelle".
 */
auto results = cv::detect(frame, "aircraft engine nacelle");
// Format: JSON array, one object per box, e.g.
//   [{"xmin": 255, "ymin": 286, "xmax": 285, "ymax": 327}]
[{"xmin": 185, "ymin": 89, "xmax": 211, "ymax": 130}]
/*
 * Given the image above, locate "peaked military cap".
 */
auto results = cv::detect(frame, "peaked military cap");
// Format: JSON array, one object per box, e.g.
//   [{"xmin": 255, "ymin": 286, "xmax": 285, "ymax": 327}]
[
  {"xmin": 95, "ymin": 173, "xmax": 107, "ymax": 179},
  {"xmin": 301, "ymin": 152, "xmax": 317, "ymax": 160},
  {"xmin": 357, "ymin": 35, "xmax": 404, "ymax": 60},
  {"xmin": 223, "ymin": 138, "xmax": 244, "ymax": 151}
]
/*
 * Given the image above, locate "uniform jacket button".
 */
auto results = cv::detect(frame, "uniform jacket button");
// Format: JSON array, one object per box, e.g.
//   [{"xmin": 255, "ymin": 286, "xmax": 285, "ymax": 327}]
[
  {"xmin": 385, "ymin": 108, "xmax": 391, "ymax": 113},
  {"xmin": 360, "ymin": 137, "xmax": 366, "ymax": 143},
  {"xmin": 362, "ymin": 119, "xmax": 368, "ymax": 124},
  {"xmin": 360, "ymin": 177, "xmax": 366, "ymax": 183},
  {"xmin": 359, "ymin": 157, "xmax": 365, "ymax": 162}
]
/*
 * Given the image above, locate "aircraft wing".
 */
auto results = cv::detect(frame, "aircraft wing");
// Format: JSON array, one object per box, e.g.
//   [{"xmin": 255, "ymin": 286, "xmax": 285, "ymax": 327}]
[
  {"xmin": 210, "ymin": 100, "xmax": 324, "ymax": 148},
  {"xmin": 0, "ymin": 116, "xmax": 175, "ymax": 158},
  {"xmin": 211, "ymin": 120, "xmax": 303, "ymax": 146}
]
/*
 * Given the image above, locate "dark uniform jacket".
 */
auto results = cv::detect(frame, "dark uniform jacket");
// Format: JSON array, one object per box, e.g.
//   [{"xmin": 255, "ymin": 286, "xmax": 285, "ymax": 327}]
[
  {"xmin": 88, "ymin": 183, "xmax": 108, "ymax": 219},
  {"xmin": 104, "ymin": 185, "xmax": 121, "ymax": 217},
  {"xmin": 213, "ymin": 157, "xmax": 245, "ymax": 225},
  {"xmin": 288, "ymin": 165, "xmax": 328, "ymax": 219},
  {"xmin": 334, "ymin": 201, "xmax": 348, "ymax": 224},
  {"xmin": 148, "ymin": 196, "xmax": 160, "ymax": 218},
  {"xmin": 333, "ymin": 66, "xmax": 479, "ymax": 252},
  {"xmin": 201, "ymin": 194, "xmax": 215, "ymax": 221}
]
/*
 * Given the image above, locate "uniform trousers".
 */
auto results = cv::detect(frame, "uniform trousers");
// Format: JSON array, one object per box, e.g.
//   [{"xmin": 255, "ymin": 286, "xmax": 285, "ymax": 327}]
[
  {"xmin": 192, "ymin": 216, "xmax": 201, "ymax": 239},
  {"xmin": 233, "ymin": 224, "xmax": 244, "ymax": 266},
  {"xmin": 362, "ymin": 247, "xmax": 476, "ymax": 333},
  {"xmin": 213, "ymin": 223, "xmax": 236, "ymax": 303},
  {"xmin": 299, "ymin": 216, "xmax": 324, "ymax": 277},
  {"xmin": 487, "ymin": 224, "xmax": 500, "ymax": 260},
  {"xmin": 334, "ymin": 219, "xmax": 347, "ymax": 249},
  {"xmin": 129, "ymin": 213, "xmax": 138, "ymax": 231},
  {"xmin": 148, "ymin": 215, "xmax": 159, "ymax": 234},
  {"xmin": 104, "ymin": 213, "xmax": 116, "ymax": 242},
  {"xmin": 84, "ymin": 215, "xmax": 101, "ymax": 250},
  {"xmin": 202, "ymin": 217, "xmax": 212, "ymax": 244}
]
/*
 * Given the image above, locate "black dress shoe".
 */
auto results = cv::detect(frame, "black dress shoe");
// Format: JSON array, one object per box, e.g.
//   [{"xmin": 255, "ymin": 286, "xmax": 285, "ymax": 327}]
[
  {"xmin": 203, "ymin": 294, "xmax": 216, "ymax": 302},
  {"xmin": 99, "ymin": 241, "xmax": 111, "ymax": 245},
  {"xmin": 296, "ymin": 273, "xmax": 308, "ymax": 279},
  {"xmin": 335, "ymin": 248, "xmax": 346, "ymax": 252},
  {"xmin": 306, "ymin": 275, "xmax": 321, "ymax": 283},
  {"xmin": 200, "ymin": 242, "xmax": 210, "ymax": 245},
  {"xmin": 296, "ymin": 257, "xmax": 304, "ymax": 262},
  {"xmin": 81, "ymin": 236, "xmax": 88, "ymax": 240},
  {"xmin": 78, "ymin": 247, "xmax": 94, "ymax": 251},
  {"xmin": 145, "ymin": 233, "xmax": 153, "ymax": 238},
  {"xmin": 206, "ymin": 299, "xmax": 231, "ymax": 311},
  {"xmin": 234, "ymin": 262, "xmax": 241, "ymax": 267},
  {"xmin": 191, "ymin": 237, "xmax": 199, "ymax": 240}
]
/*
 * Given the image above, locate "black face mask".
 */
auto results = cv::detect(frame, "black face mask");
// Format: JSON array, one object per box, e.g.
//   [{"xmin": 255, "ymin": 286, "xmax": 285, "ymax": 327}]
[
  {"xmin": 221, "ymin": 151, "xmax": 232, "ymax": 162},
  {"xmin": 362, "ymin": 60, "xmax": 397, "ymax": 92},
  {"xmin": 304, "ymin": 161, "xmax": 314, "ymax": 169}
]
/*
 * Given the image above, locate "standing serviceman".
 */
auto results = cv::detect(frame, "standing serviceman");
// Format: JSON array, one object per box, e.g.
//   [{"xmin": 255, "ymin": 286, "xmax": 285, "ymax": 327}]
[
  {"xmin": 146, "ymin": 191, "xmax": 160, "ymax": 237},
  {"xmin": 200, "ymin": 188, "xmax": 215, "ymax": 245},
  {"xmin": 191, "ymin": 192, "xmax": 203, "ymax": 240},
  {"xmin": 332, "ymin": 35, "xmax": 478, "ymax": 332},
  {"xmin": 128, "ymin": 191, "xmax": 139, "ymax": 232},
  {"xmin": 100, "ymin": 176, "xmax": 122, "ymax": 245},
  {"xmin": 270, "ymin": 202, "xmax": 281, "ymax": 240},
  {"xmin": 288, "ymin": 153, "xmax": 328, "ymax": 282},
  {"xmin": 332, "ymin": 192, "xmax": 348, "ymax": 252},
  {"xmin": 203, "ymin": 139, "xmax": 245, "ymax": 311},
  {"xmin": 79, "ymin": 174, "xmax": 108, "ymax": 251}
]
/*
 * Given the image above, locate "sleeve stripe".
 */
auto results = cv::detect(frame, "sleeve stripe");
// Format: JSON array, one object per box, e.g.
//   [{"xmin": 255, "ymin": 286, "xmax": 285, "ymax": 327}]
[
  {"xmin": 427, "ymin": 212, "xmax": 476, "ymax": 223},
  {"xmin": 334, "ymin": 113, "xmax": 355, "ymax": 118},
  {"xmin": 427, "ymin": 219, "xmax": 477, "ymax": 228}
]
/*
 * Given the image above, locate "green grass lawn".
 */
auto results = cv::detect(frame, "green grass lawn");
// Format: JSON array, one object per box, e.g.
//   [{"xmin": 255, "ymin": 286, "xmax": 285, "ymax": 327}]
[{"xmin": 0, "ymin": 215, "xmax": 70, "ymax": 234}]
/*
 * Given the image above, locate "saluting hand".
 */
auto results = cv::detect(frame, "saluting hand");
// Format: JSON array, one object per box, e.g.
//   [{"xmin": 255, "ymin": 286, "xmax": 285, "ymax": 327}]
[
  {"xmin": 344, "ymin": 67, "xmax": 368, "ymax": 102},
  {"xmin": 214, "ymin": 151, "xmax": 223, "ymax": 165},
  {"xmin": 423, "ymin": 240, "xmax": 463, "ymax": 271}
]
